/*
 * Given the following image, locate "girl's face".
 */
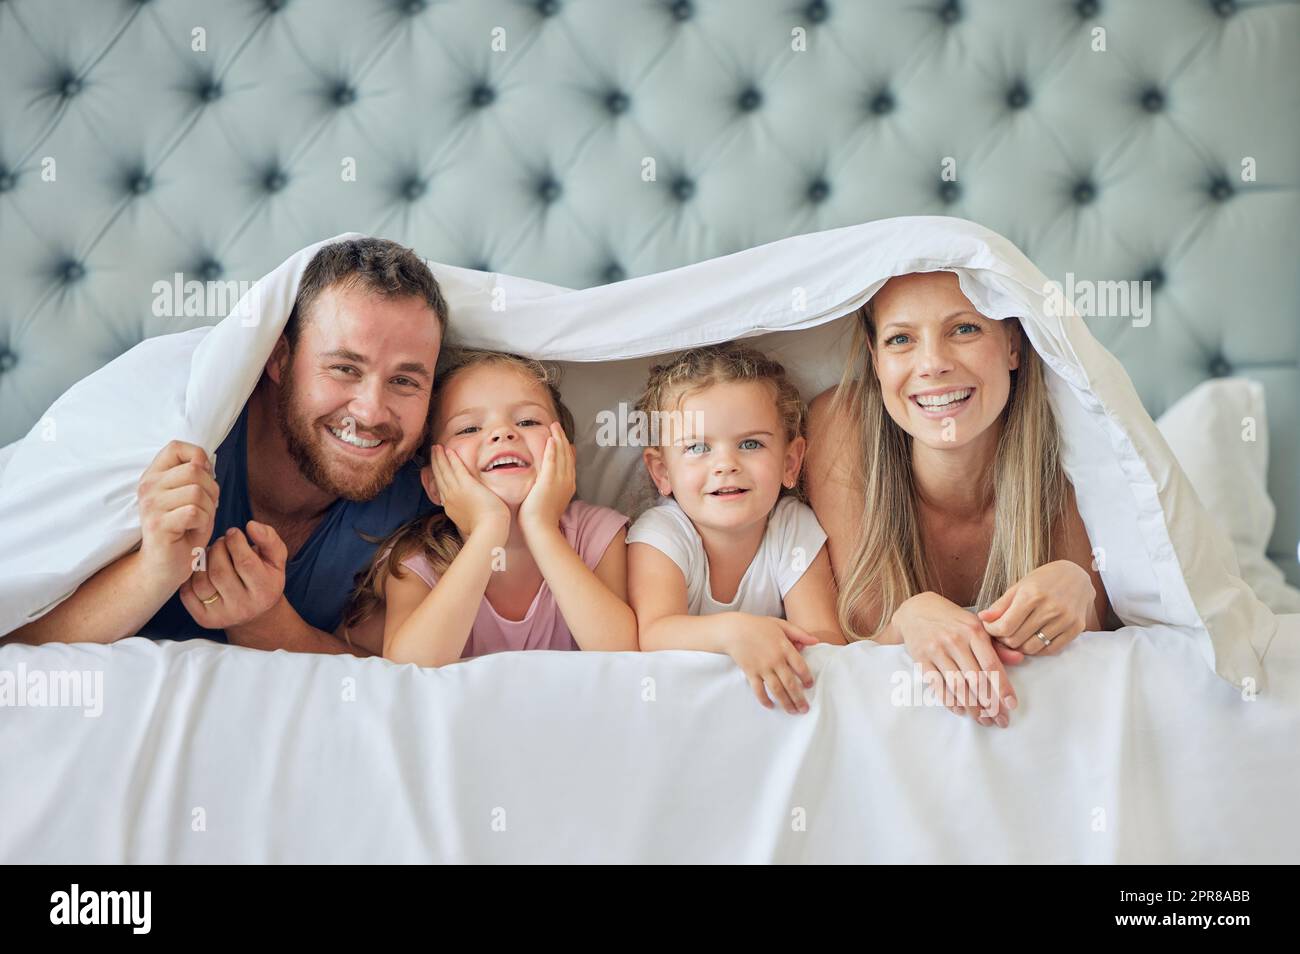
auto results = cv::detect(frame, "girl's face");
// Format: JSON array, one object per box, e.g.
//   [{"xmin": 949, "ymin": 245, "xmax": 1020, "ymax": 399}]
[
  {"xmin": 424, "ymin": 363, "xmax": 560, "ymax": 508},
  {"xmin": 644, "ymin": 380, "xmax": 805, "ymax": 535},
  {"xmin": 870, "ymin": 271, "xmax": 1020, "ymax": 451}
]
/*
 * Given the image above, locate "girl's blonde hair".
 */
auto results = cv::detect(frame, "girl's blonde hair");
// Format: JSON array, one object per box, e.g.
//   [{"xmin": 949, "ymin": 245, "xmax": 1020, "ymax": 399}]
[
  {"xmin": 632, "ymin": 341, "xmax": 809, "ymax": 505},
  {"xmin": 830, "ymin": 294, "xmax": 1069, "ymax": 641},
  {"xmin": 340, "ymin": 349, "xmax": 575, "ymax": 642}
]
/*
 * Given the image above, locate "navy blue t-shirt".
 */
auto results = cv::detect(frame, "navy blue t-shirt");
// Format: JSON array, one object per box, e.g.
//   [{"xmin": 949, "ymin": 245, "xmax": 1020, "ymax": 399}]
[{"xmin": 141, "ymin": 401, "xmax": 435, "ymax": 642}]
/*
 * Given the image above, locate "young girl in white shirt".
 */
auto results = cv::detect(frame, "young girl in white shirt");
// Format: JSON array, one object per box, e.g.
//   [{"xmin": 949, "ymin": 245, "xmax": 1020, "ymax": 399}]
[{"xmin": 627, "ymin": 343, "xmax": 844, "ymax": 715}]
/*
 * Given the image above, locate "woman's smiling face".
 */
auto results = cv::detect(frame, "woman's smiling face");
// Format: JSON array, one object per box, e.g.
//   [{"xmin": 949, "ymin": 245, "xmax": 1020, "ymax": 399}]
[
  {"xmin": 870, "ymin": 271, "xmax": 1020, "ymax": 451},
  {"xmin": 430, "ymin": 363, "xmax": 559, "ymax": 507}
]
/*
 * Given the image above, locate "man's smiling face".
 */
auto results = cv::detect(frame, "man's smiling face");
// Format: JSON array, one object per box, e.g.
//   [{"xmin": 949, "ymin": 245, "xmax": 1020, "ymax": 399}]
[{"xmin": 272, "ymin": 282, "xmax": 442, "ymax": 502}]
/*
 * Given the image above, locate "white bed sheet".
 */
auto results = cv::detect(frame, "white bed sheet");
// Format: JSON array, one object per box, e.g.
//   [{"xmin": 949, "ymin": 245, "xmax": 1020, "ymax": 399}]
[{"xmin": 2, "ymin": 616, "xmax": 1296, "ymax": 863}]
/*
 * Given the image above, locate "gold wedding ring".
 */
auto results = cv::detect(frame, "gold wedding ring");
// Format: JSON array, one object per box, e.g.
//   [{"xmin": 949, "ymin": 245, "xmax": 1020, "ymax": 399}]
[{"xmin": 201, "ymin": 592, "xmax": 221, "ymax": 605}]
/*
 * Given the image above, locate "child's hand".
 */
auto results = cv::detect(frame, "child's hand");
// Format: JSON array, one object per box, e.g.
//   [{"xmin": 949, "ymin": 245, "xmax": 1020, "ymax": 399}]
[
  {"xmin": 518, "ymin": 422, "xmax": 576, "ymax": 535},
  {"xmin": 431, "ymin": 444, "xmax": 511, "ymax": 541},
  {"xmin": 722, "ymin": 614, "xmax": 817, "ymax": 714}
]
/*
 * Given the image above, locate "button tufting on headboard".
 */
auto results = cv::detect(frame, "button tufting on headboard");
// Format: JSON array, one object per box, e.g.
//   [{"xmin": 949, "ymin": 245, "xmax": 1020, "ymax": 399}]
[
  {"xmin": 1141, "ymin": 88, "xmax": 1165, "ymax": 113},
  {"xmin": 605, "ymin": 90, "xmax": 630, "ymax": 115},
  {"xmin": 0, "ymin": 0, "xmax": 1294, "ymax": 587},
  {"xmin": 537, "ymin": 177, "xmax": 562, "ymax": 203},
  {"xmin": 805, "ymin": 0, "xmax": 829, "ymax": 23}
]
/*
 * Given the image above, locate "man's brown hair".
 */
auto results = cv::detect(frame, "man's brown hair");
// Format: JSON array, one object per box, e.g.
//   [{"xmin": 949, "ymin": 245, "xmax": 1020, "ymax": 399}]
[{"xmin": 285, "ymin": 237, "xmax": 448, "ymax": 349}]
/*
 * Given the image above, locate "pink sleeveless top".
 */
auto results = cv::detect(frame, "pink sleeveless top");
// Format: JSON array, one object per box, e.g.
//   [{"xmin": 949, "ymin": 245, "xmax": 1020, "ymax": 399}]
[{"xmin": 397, "ymin": 500, "xmax": 629, "ymax": 658}]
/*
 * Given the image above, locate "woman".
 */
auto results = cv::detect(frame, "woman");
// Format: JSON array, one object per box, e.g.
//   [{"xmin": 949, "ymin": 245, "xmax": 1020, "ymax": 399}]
[{"xmin": 805, "ymin": 271, "xmax": 1115, "ymax": 727}]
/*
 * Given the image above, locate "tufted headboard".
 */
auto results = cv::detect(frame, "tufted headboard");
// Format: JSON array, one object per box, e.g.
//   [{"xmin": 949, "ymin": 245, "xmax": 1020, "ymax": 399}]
[{"xmin": 1, "ymin": 0, "xmax": 1296, "ymax": 583}]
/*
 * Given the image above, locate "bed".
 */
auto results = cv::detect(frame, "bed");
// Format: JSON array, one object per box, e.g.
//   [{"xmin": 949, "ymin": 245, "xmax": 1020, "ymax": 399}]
[
  {"xmin": 1, "ymin": 0, "xmax": 1298, "ymax": 863},
  {"xmin": 2, "ymin": 619, "xmax": 1298, "ymax": 864}
]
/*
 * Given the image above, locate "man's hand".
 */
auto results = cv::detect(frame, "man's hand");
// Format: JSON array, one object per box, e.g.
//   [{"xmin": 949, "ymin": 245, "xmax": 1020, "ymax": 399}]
[
  {"xmin": 179, "ymin": 521, "xmax": 287, "ymax": 630},
  {"xmin": 137, "ymin": 440, "xmax": 220, "ymax": 595}
]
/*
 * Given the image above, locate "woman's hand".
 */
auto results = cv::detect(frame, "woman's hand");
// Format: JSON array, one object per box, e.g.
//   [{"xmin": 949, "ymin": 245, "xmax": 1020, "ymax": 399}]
[
  {"xmin": 895, "ymin": 592, "xmax": 1017, "ymax": 727},
  {"xmin": 430, "ymin": 444, "xmax": 511, "ymax": 541},
  {"xmin": 722, "ymin": 615, "xmax": 819, "ymax": 715},
  {"xmin": 979, "ymin": 560, "xmax": 1095, "ymax": 657},
  {"xmin": 519, "ymin": 422, "xmax": 576, "ymax": 536}
]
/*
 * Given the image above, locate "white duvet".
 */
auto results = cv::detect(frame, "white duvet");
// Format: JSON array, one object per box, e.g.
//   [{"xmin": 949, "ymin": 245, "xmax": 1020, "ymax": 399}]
[
  {"xmin": 0, "ymin": 216, "xmax": 1295, "ymax": 864},
  {"xmin": 1, "ymin": 617, "xmax": 1297, "ymax": 863},
  {"xmin": 0, "ymin": 217, "xmax": 1279, "ymax": 688}
]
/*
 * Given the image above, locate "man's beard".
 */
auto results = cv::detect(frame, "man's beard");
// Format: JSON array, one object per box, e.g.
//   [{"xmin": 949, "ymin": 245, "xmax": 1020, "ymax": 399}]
[{"xmin": 275, "ymin": 364, "xmax": 413, "ymax": 503}]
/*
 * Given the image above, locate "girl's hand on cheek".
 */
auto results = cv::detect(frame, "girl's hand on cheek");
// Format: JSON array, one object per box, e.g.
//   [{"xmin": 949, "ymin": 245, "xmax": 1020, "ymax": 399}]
[
  {"xmin": 431, "ymin": 444, "xmax": 511, "ymax": 541},
  {"xmin": 519, "ymin": 422, "xmax": 576, "ymax": 535}
]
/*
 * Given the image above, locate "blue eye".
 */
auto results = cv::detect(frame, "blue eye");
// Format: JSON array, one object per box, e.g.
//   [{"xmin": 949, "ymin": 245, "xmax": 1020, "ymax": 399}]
[
  {"xmin": 885, "ymin": 334, "xmax": 909, "ymax": 346},
  {"xmin": 518, "ymin": 418, "xmax": 541, "ymax": 427},
  {"xmin": 739, "ymin": 438, "xmax": 763, "ymax": 450},
  {"xmin": 456, "ymin": 425, "xmax": 479, "ymax": 435},
  {"xmin": 684, "ymin": 442, "xmax": 709, "ymax": 456},
  {"xmin": 955, "ymin": 322, "xmax": 980, "ymax": 335}
]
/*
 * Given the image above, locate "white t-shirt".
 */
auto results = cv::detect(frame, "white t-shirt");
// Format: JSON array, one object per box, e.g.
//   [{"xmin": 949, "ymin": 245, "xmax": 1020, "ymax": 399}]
[{"xmin": 626, "ymin": 495, "xmax": 828, "ymax": 617}]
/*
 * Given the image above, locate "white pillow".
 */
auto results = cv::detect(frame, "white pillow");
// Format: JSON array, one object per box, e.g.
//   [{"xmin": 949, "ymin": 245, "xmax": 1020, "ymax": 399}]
[{"xmin": 1156, "ymin": 378, "xmax": 1300, "ymax": 613}]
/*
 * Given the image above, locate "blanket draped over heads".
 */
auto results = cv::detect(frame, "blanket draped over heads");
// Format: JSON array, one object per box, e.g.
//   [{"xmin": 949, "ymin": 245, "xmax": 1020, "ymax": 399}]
[{"xmin": 0, "ymin": 218, "xmax": 1276, "ymax": 688}]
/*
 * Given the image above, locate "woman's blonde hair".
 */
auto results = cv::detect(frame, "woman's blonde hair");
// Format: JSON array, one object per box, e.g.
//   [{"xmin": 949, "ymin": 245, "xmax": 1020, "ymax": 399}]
[
  {"xmin": 340, "ymin": 349, "xmax": 575, "ymax": 642},
  {"xmin": 632, "ymin": 342, "xmax": 809, "ymax": 507},
  {"xmin": 830, "ymin": 291, "xmax": 1069, "ymax": 641}
]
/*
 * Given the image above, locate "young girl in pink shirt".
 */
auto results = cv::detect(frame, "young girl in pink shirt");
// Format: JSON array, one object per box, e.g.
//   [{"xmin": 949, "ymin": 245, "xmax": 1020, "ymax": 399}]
[{"xmin": 343, "ymin": 350, "xmax": 636, "ymax": 665}]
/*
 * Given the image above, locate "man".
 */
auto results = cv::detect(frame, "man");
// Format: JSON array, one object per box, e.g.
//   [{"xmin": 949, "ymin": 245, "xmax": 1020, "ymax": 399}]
[{"xmin": 4, "ymin": 237, "xmax": 445, "ymax": 655}]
